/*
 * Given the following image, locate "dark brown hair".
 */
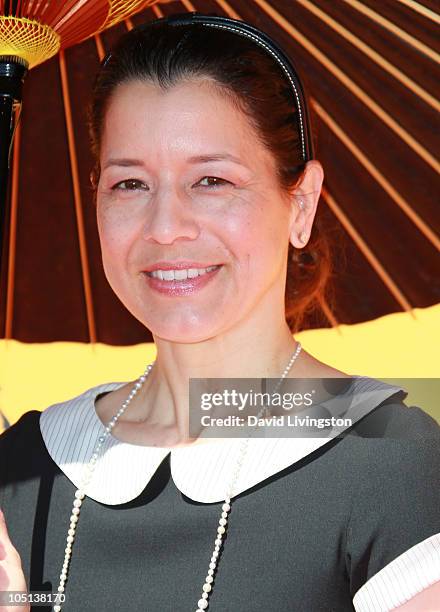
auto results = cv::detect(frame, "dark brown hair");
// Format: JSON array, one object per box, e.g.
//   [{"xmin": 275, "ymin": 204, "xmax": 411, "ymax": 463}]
[{"xmin": 87, "ymin": 19, "xmax": 333, "ymax": 333}]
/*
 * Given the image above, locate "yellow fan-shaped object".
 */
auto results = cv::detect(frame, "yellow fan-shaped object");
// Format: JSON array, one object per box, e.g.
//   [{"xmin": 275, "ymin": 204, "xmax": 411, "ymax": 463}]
[
  {"xmin": 0, "ymin": 16, "xmax": 59, "ymax": 68},
  {"xmin": 0, "ymin": 1, "xmax": 158, "ymax": 69}
]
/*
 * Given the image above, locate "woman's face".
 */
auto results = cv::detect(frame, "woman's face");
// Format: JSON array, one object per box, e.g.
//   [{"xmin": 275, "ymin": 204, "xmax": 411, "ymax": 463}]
[{"xmin": 97, "ymin": 79, "xmax": 296, "ymax": 342}]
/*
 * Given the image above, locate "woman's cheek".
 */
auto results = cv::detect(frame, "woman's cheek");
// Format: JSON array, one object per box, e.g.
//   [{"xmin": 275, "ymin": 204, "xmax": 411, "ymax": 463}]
[
  {"xmin": 227, "ymin": 206, "xmax": 286, "ymax": 283},
  {"xmin": 97, "ymin": 203, "xmax": 138, "ymax": 255},
  {"xmin": 97, "ymin": 221, "xmax": 133, "ymax": 288},
  {"xmin": 98, "ymin": 201, "xmax": 138, "ymax": 235}
]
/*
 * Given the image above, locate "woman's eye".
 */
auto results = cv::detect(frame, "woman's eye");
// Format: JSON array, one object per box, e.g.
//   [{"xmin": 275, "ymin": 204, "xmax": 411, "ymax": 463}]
[
  {"xmin": 111, "ymin": 179, "xmax": 147, "ymax": 191},
  {"xmin": 197, "ymin": 176, "xmax": 232, "ymax": 189},
  {"xmin": 109, "ymin": 176, "xmax": 231, "ymax": 192}
]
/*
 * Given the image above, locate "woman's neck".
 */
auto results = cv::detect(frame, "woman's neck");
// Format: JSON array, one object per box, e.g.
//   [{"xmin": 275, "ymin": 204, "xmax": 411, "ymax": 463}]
[
  {"xmin": 132, "ymin": 322, "xmax": 301, "ymax": 444},
  {"xmin": 95, "ymin": 322, "xmax": 349, "ymax": 448}
]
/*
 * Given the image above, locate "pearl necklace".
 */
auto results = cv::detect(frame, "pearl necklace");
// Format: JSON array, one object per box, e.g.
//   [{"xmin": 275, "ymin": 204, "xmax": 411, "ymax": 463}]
[{"xmin": 52, "ymin": 341, "xmax": 302, "ymax": 611}]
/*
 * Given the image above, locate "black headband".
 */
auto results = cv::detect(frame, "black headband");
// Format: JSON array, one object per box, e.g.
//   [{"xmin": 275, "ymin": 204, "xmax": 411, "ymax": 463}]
[{"xmin": 103, "ymin": 11, "xmax": 315, "ymax": 162}]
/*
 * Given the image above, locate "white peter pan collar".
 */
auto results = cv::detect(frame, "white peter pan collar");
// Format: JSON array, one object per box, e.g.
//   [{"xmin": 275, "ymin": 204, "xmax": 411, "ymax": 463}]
[{"xmin": 39, "ymin": 376, "xmax": 406, "ymax": 505}]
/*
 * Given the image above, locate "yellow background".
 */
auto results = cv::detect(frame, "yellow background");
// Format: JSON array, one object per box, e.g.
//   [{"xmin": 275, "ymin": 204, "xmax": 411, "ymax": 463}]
[{"xmin": 1, "ymin": 303, "xmax": 439, "ymax": 431}]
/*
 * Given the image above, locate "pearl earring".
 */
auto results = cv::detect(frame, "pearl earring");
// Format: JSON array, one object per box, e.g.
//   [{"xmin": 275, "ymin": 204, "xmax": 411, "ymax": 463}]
[
  {"xmin": 298, "ymin": 199, "xmax": 305, "ymax": 211},
  {"xmin": 299, "ymin": 231, "xmax": 308, "ymax": 243}
]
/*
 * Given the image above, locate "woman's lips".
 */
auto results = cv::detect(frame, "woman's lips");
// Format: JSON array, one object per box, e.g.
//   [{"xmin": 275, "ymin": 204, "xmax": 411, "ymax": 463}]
[{"xmin": 143, "ymin": 265, "xmax": 223, "ymax": 296}]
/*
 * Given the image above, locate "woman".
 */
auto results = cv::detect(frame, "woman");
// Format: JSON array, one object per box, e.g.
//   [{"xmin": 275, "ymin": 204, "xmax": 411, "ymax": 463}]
[{"xmin": 0, "ymin": 13, "xmax": 439, "ymax": 612}]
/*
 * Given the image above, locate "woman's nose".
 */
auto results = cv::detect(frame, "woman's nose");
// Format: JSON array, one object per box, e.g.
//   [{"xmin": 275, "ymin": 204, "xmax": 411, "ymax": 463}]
[{"xmin": 142, "ymin": 187, "xmax": 199, "ymax": 244}]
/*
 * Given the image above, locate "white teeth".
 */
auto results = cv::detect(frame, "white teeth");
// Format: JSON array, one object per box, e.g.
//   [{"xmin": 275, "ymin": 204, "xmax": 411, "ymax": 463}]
[
  {"xmin": 149, "ymin": 265, "xmax": 220, "ymax": 281},
  {"xmin": 174, "ymin": 269, "xmax": 188, "ymax": 280}
]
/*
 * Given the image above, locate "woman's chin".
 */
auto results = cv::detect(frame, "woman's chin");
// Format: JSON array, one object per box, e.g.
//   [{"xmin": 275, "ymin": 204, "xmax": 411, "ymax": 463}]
[
  {"xmin": 143, "ymin": 312, "xmax": 228, "ymax": 343},
  {"xmin": 151, "ymin": 324, "xmax": 221, "ymax": 344}
]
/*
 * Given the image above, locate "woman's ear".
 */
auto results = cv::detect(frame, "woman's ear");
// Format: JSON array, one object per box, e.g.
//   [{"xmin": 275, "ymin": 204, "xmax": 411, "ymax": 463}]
[{"xmin": 289, "ymin": 160, "xmax": 324, "ymax": 249}]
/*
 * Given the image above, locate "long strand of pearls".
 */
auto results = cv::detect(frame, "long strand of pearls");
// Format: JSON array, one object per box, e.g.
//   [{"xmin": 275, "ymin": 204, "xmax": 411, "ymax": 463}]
[
  {"xmin": 52, "ymin": 341, "xmax": 302, "ymax": 612},
  {"xmin": 194, "ymin": 341, "xmax": 302, "ymax": 611}
]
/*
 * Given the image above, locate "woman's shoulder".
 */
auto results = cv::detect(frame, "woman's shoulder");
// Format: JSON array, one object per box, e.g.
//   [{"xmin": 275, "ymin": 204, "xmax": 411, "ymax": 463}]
[
  {"xmin": 40, "ymin": 380, "xmax": 126, "ymax": 416},
  {"xmin": 335, "ymin": 394, "xmax": 440, "ymax": 510},
  {"xmin": 0, "ymin": 381, "xmax": 126, "ymax": 449},
  {"xmin": 0, "ymin": 382, "xmax": 127, "ymax": 496},
  {"xmin": 0, "ymin": 409, "xmax": 48, "ymax": 502},
  {"xmin": 0, "ymin": 409, "xmax": 41, "ymax": 448},
  {"xmin": 323, "ymin": 390, "xmax": 440, "ymax": 496},
  {"xmin": 349, "ymin": 391, "xmax": 440, "ymax": 440}
]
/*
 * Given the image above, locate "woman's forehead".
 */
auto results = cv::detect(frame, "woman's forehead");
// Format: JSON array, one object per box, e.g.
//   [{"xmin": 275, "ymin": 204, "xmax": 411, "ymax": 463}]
[
  {"xmin": 101, "ymin": 79, "xmax": 271, "ymax": 166},
  {"xmin": 104, "ymin": 79, "xmax": 244, "ymax": 125}
]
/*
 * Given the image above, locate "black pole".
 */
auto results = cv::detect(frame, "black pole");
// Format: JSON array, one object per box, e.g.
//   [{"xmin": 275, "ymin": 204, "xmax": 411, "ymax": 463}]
[
  {"xmin": 0, "ymin": 95, "xmax": 13, "ymax": 251},
  {"xmin": 0, "ymin": 55, "xmax": 28, "ymax": 298}
]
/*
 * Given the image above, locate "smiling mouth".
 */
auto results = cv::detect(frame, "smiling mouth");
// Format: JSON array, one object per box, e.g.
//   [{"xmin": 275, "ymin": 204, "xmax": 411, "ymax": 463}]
[{"xmin": 145, "ymin": 265, "xmax": 222, "ymax": 281}]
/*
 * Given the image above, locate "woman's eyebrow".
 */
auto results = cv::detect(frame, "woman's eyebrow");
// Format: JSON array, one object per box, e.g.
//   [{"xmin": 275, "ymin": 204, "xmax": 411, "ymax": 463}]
[
  {"xmin": 103, "ymin": 158, "xmax": 145, "ymax": 170},
  {"xmin": 187, "ymin": 153, "xmax": 248, "ymax": 167},
  {"xmin": 103, "ymin": 153, "xmax": 249, "ymax": 170}
]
